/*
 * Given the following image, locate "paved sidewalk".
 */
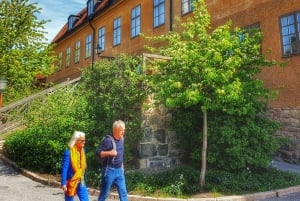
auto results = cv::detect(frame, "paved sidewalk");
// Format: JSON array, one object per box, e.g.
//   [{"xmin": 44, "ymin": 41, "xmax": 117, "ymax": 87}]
[
  {"xmin": 270, "ymin": 160, "xmax": 300, "ymax": 174},
  {"xmin": 257, "ymin": 192, "xmax": 300, "ymax": 201},
  {"xmin": 0, "ymin": 158, "xmax": 101, "ymax": 201}
]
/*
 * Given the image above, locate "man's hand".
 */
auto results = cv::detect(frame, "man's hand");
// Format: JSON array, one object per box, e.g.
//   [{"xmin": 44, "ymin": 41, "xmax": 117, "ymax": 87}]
[
  {"xmin": 110, "ymin": 149, "xmax": 117, "ymax": 156},
  {"xmin": 100, "ymin": 149, "xmax": 118, "ymax": 158}
]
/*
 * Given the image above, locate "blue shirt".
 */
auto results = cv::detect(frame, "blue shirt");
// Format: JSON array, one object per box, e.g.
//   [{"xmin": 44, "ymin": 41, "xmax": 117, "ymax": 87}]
[{"xmin": 96, "ymin": 135, "xmax": 124, "ymax": 168}]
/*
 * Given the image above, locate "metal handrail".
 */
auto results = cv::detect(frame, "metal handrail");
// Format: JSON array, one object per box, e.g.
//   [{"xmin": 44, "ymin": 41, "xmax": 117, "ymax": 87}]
[{"xmin": 0, "ymin": 77, "xmax": 81, "ymax": 134}]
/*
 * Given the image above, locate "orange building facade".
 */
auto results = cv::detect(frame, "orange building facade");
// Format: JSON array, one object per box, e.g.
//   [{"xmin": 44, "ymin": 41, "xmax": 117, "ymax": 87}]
[{"xmin": 50, "ymin": 0, "xmax": 300, "ymax": 164}]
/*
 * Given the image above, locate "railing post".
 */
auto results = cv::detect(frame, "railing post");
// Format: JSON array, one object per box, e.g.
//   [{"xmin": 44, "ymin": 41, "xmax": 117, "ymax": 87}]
[{"xmin": 0, "ymin": 93, "xmax": 3, "ymax": 108}]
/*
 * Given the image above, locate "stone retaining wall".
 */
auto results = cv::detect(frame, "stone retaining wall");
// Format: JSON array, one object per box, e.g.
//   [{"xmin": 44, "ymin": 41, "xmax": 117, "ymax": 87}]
[
  {"xmin": 137, "ymin": 96, "xmax": 300, "ymax": 168},
  {"xmin": 267, "ymin": 107, "xmax": 300, "ymax": 164},
  {"xmin": 137, "ymin": 96, "xmax": 182, "ymax": 169}
]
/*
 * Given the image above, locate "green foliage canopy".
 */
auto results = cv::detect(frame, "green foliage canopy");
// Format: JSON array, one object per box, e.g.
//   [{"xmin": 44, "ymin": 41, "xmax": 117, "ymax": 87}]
[
  {"xmin": 0, "ymin": 0, "xmax": 56, "ymax": 102},
  {"xmin": 149, "ymin": 0, "xmax": 277, "ymax": 115}
]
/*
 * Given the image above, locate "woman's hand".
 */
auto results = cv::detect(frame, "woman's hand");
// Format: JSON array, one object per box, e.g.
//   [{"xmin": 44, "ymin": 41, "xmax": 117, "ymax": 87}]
[{"xmin": 61, "ymin": 185, "xmax": 67, "ymax": 193}]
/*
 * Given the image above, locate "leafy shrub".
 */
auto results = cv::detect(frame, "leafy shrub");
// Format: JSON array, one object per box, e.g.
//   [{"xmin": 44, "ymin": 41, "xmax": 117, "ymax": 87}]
[
  {"xmin": 3, "ymin": 86, "xmax": 91, "ymax": 174},
  {"xmin": 4, "ymin": 127, "xmax": 67, "ymax": 173},
  {"xmin": 171, "ymin": 103, "xmax": 286, "ymax": 171},
  {"xmin": 125, "ymin": 166, "xmax": 300, "ymax": 197},
  {"xmin": 79, "ymin": 54, "xmax": 149, "ymax": 171},
  {"xmin": 125, "ymin": 166, "xmax": 200, "ymax": 197}
]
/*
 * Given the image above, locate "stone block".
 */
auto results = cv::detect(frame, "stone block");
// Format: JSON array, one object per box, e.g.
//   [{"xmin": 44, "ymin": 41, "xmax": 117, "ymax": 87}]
[
  {"xmin": 140, "ymin": 143, "xmax": 157, "ymax": 157},
  {"xmin": 142, "ymin": 127, "xmax": 153, "ymax": 143},
  {"xmin": 154, "ymin": 129, "xmax": 166, "ymax": 143},
  {"xmin": 157, "ymin": 144, "xmax": 168, "ymax": 156}
]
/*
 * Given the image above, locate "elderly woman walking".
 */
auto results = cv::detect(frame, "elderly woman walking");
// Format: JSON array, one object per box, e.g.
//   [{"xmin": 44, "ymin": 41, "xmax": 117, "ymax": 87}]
[{"xmin": 61, "ymin": 131, "xmax": 89, "ymax": 201}]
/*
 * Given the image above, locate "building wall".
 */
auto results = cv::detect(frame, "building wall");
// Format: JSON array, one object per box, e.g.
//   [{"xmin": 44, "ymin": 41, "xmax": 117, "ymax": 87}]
[
  {"xmin": 48, "ymin": 0, "xmax": 175, "ymax": 83},
  {"xmin": 50, "ymin": 23, "xmax": 92, "ymax": 83},
  {"xmin": 49, "ymin": 0, "xmax": 300, "ymax": 108}
]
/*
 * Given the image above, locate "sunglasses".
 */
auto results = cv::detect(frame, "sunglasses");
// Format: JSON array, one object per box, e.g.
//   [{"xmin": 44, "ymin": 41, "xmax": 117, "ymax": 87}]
[{"xmin": 78, "ymin": 139, "xmax": 86, "ymax": 143}]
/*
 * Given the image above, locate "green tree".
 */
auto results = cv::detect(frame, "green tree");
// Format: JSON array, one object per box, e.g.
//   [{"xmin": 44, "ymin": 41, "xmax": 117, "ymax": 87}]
[
  {"xmin": 147, "ymin": 0, "xmax": 279, "ymax": 190},
  {"xmin": 0, "ymin": 0, "xmax": 56, "ymax": 102}
]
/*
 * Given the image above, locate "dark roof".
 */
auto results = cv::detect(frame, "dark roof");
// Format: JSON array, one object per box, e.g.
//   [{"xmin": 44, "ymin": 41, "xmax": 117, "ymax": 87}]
[{"xmin": 51, "ymin": 0, "xmax": 111, "ymax": 43}]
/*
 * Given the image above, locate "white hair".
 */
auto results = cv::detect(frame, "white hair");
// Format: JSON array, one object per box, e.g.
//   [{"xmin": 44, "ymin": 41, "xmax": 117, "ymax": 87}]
[
  {"xmin": 68, "ymin": 131, "xmax": 85, "ymax": 148},
  {"xmin": 113, "ymin": 120, "xmax": 125, "ymax": 130}
]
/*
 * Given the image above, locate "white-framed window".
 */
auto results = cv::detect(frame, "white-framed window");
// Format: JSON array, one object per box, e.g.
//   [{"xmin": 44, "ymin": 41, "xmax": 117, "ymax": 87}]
[
  {"xmin": 113, "ymin": 17, "xmax": 121, "ymax": 46},
  {"xmin": 153, "ymin": 0, "xmax": 165, "ymax": 28},
  {"xmin": 131, "ymin": 5, "xmax": 141, "ymax": 38},
  {"xmin": 182, "ymin": 0, "xmax": 193, "ymax": 15},
  {"xmin": 66, "ymin": 47, "xmax": 71, "ymax": 67},
  {"xmin": 57, "ymin": 51, "xmax": 62, "ymax": 70},
  {"xmin": 98, "ymin": 26, "xmax": 105, "ymax": 51},
  {"xmin": 85, "ymin": 34, "xmax": 92, "ymax": 58},
  {"xmin": 68, "ymin": 15, "xmax": 80, "ymax": 31},
  {"xmin": 280, "ymin": 11, "xmax": 300, "ymax": 56},
  {"xmin": 75, "ymin": 41, "xmax": 80, "ymax": 63}
]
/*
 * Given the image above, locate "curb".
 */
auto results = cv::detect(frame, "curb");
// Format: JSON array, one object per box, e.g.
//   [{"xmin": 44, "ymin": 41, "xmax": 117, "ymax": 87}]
[{"xmin": 1, "ymin": 142, "xmax": 300, "ymax": 201}]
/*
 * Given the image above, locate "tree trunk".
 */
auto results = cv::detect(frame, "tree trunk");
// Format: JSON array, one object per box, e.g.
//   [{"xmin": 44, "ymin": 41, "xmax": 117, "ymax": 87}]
[{"xmin": 200, "ymin": 110, "xmax": 207, "ymax": 191}]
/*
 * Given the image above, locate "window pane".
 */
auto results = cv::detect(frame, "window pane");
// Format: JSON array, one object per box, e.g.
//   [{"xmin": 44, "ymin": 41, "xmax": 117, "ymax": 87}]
[
  {"xmin": 297, "ymin": 13, "xmax": 300, "ymax": 22},
  {"xmin": 153, "ymin": 0, "xmax": 165, "ymax": 27},
  {"xmin": 282, "ymin": 26, "xmax": 288, "ymax": 36},
  {"xmin": 287, "ymin": 15, "xmax": 294, "ymax": 25},
  {"xmin": 131, "ymin": 5, "xmax": 141, "ymax": 37},
  {"xmin": 182, "ymin": 0, "xmax": 192, "ymax": 14},
  {"xmin": 282, "ymin": 36, "xmax": 290, "ymax": 45},
  {"xmin": 289, "ymin": 25, "xmax": 296, "ymax": 34},
  {"xmin": 280, "ymin": 13, "xmax": 300, "ymax": 56},
  {"xmin": 85, "ymin": 35, "xmax": 92, "ymax": 58},
  {"xmin": 283, "ymin": 45, "xmax": 291, "ymax": 55},
  {"xmin": 98, "ymin": 27, "xmax": 105, "ymax": 51},
  {"xmin": 113, "ymin": 17, "xmax": 121, "ymax": 45}
]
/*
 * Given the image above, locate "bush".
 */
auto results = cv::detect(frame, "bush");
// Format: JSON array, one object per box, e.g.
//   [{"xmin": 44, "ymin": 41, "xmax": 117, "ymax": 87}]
[
  {"xmin": 125, "ymin": 166, "xmax": 300, "ymax": 197},
  {"xmin": 3, "ymin": 54, "xmax": 150, "ymax": 175},
  {"xmin": 3, "ymin": 86, "xmax": 91, "ymax": 174},
  {"xmin": 79, "ymin": 54, "xmax": 149, "ymax": 171},
  {"xmin": 4, "ymin": 127, "xmax": 67, "ymax": 173},
  {"xmin": 171, "ymin": 103, "xmax": 287, "ymax": 171}
]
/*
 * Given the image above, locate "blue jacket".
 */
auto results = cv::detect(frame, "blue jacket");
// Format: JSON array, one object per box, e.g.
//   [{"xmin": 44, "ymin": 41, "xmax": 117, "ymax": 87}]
[{"xmin": 60, "ymin": 149, "xmax": 87, "ymax": 186}]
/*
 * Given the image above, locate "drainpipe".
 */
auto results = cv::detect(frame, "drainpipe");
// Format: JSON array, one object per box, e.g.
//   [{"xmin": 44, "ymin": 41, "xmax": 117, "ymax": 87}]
[{"xmin": 170, "ymin": 0, "xmax": 173, "ymax": 31}]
